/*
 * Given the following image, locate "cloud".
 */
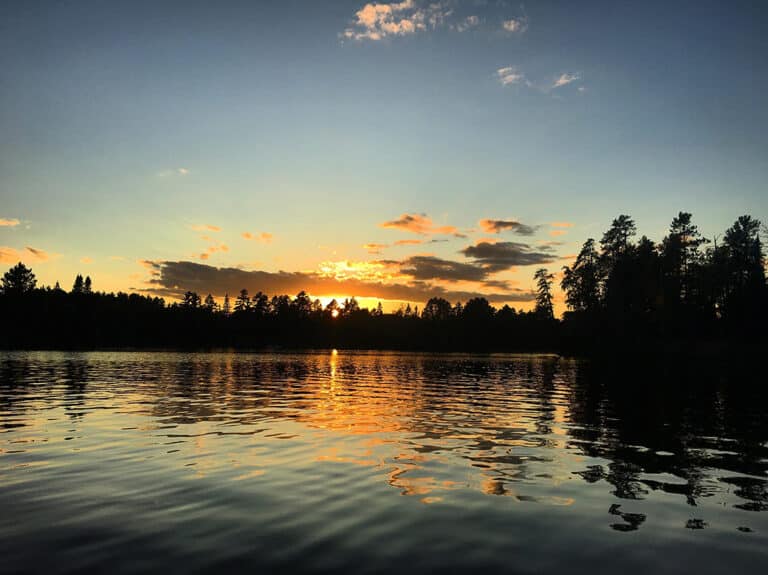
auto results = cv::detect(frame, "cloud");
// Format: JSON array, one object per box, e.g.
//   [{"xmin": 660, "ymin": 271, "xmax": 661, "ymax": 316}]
[
  {"xmin": 1, "ymin": 246, "xmax": 55, "ymax": 263},
  {"xmin": 158, "ymin": 168, "xmax": 190, "ymax": 177},
  {"xmin": 394, "ymin": 239, "xmax": 424, "ymax": 246},
  {"xmin": 455, "ymin": 15, "xmax": 479, "ymax": 32},
  {"xmin": 191, "ymin": 224, "xmax": 221, "ymax": 233},
  {"xmin": 363, "ymin": 243, "xmax": 389, "ymax": 254},
  {"xmin": 196, "ymin": 239, "xmax": 230, "ymax": 260},
  {"xmin": 341, "ymin": 1, "xmax": 455, "ymax": 41},
  {"xmin": 0, "ymin": 247, "xmax": 20, "ymax": 263},
  {"xmin": 496, "ymin": 66, "xmax": 525, "ymax": 86},
  {"xmin": 80, "ymin": 257, "xmax": 93, "ymax": 264},
  {"xmin": 242, "ymin": 232, "xmax": 273, "ymax": 243},
  {"xmin": 549, "ymin": 222, "xmax": 572, "ymax": 237},
  {"xmin": 380, "ymin": 213, "xmax": 459, "ymax": 236},
  {"xmin": 553, "ymin": 73, "xmax": 580, "ymax": 88},
  {"xmin": 482, "ymin": 279, "xmax": 513, "ymax": 290},
  {"xmin": 479, "ymin": 219, "xmax": 538, "ymax": 236},
  {"xmin": 461, "ymin": 241, "xmax": 557, "ymax": 271},
  {"xmin": 502, "ymin": 17, "xmax": 528, "ymax": 33},
  {"xmin": 0, "ymin": 218, "xmax": 20, "ymax": 227},
  {"xmin": 399, "ymin": 255, "xmax": 489, "ymax": 282},
  {"xmin": 25, "ymin": 247, "xmax": 51, "ymax": 261},
  {"xmin": 140, "ymin": 260, "xmax": 535, "ymax": 304}
]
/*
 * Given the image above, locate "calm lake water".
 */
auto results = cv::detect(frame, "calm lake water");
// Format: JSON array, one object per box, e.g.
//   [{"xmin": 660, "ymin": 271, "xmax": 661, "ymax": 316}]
[{"xmin": 1, "ymin": 351, "xmax": 767, "ymax": 574}]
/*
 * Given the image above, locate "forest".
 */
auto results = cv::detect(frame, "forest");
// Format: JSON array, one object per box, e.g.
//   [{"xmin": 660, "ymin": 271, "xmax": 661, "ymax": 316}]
[{"xmin": 1, "ymin": 212, "xmax": 765, "ymax": 354}]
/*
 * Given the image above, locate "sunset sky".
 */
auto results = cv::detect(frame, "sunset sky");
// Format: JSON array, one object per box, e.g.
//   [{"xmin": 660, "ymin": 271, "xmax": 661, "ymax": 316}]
[{"xmin": 2, "ymin": 0, "xmax": 766, "ymax": 312}]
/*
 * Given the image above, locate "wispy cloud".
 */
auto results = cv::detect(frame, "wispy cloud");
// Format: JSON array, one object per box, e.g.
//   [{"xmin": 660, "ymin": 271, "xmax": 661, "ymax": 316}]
[
  {"xmin": 380, "ymin": 213, "xmax": 460, "ymax": 236},
  {"xmin": 394, "ymin": 239, "xmax": 424, "ymax": 246},
  {"xmin": 341, "ymin": 1, "xmax": 462, "ymax": 41},
  {"xmin": 0, "ymin": 245, "xmax": 57, "ymax": 264},
  {"xmin": 80, "ymin": 257, "xmax": 93, "ymax": 264},
  {"xmin": 502, "ymin": 16, "xmax": 528, "ymax": 33},
  {"xmin": 0, "ymin": 247, "xmax": 19, "ymax": 263},
  {"xmin": 343, "ymin": 1, "xmax": 428, "ymax": 41},
  {"xmin": 191, "ymin": 224, "xmax": 221, "ymax": 233},
  {"xmin": 363, "ymin": 243, "xmax": 389, "ymax": 254},
  {"xmin": 496, "ymin": 66, "xmax": 525, "ymax": 86},
  {"xmin": 479, "ymin": 219, "xmax": 538, "ymax": 236},
  {"xmin": 342, "ymin": 2, "xmax": 528, "ymax": 41},
  {"xmin": 549, "ymin": 222, "xmax": 573, "ymax": 237},
  {"xmin": 553, "ymin": 73, "xmax": 581, "ymax": 89},
  {"xmin": 25, "ymin": 246, "xmax": 51, "ymax": 261},
  {"xmin": 242, "ymin": 231, "xmax": 273, "ymax": 243},
  {"xmin": 455, "ymin": 15, "xmax": 479, "ymax": 33},
  {"xmin": 157, "ymin": 167, "xmax": 190, "ymax": 177},
  {"xmin": 496, "ymin": 68, "xmax": 583, "ymax": 94},
  {"xmin": 0, "ymin": 218, "xmax": 20, "ymax": 227}
]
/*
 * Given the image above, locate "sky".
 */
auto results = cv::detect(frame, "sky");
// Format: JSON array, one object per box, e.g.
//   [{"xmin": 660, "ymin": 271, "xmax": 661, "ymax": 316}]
[{"xmin": 1, "ymin": 0, "xmax": 767, "ymax": 313}]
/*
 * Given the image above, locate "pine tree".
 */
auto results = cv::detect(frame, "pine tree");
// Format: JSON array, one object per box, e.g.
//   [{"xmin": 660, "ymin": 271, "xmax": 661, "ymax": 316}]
[
  {"xmin": 1, "ymin": 262, "xmax": 37, "ymax": 295},
  {"xmin": 203, "ymin": 294, "xmax": 217, "ymax": 312},
  {"xmin": 534, "ymin": 268, "xmax": 555, "ymax": 320},
  {"xmin": 235, "ymin": 289, "xmax": 251, "ymax": 313}
]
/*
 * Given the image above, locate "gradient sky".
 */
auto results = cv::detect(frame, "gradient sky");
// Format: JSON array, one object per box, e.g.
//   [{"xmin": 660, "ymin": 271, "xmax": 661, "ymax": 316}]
[{"xmin": 2, "ymin": 0, "xmax": 767, "ymax": 311}]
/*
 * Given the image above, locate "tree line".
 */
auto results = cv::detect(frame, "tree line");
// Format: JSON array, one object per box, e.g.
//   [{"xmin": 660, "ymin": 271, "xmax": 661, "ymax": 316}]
[
  {"xmin": 558, "ymin": 212, "xmax": 766, "ymax": 349},
  {"xmin": 1, "ymin": 212, "xmax": 765, "ymax": 353}
]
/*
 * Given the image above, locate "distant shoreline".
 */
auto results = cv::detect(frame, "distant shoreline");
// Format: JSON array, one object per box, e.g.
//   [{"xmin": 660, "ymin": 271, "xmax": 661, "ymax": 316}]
[{"xmin": 1, "ymin": 339, "xmax": 761, "ymax": 360}]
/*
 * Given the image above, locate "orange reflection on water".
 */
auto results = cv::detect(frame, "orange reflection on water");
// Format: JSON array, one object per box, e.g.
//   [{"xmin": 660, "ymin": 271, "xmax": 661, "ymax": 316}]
[{"xmin": 1, "ymin": 351, "xmax": 587, "ymax": 507}]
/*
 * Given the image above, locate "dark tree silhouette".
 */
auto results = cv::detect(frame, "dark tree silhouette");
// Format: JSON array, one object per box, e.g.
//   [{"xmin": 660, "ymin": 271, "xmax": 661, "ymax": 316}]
[
  {"xmin": 1, "ymin": 262, "xmax": 36, "ymax": 295},
  {"xmin": 84, "ymin": 276, "xmax": 93, "ymax": 294},
  {"xmin": 252, "ymin": 292, "xmax": 270, "ymax": 316},
  {"xmin": 325, "ymin": 299, "xmax": 339, "ymax": 317},
  {"xmin": 0, "ymin": 212, "xmax": 765, "ymax": 354},
  {"xmin": 562, "ymin": 239, "xmax": 601, "ymax": 313},
  {"xmin": 422, "ymin": 297, "xmax": 452, "ymax": 321},
  {"xmin": 534, "ymin": 268, "xmax": 555, "ymax": 320},
  {"xmin": 463, "ymin": 297, "xmax": 495, "ymax": 321},
  {"xmin": 341, "ymin": 297, "xmax": 360, "ymax": 316},
  {"xmin": 204, "ymin": 294, "xmax": 217, "ymax": 312},
  {"xmin": 182, "ymin": 291, "xmax": 201, "ymax": 309},
  {"xmin": 293, "ymin": 291, "xmax": 313, "ymax": 318},
  {"xmin": 72, "ymin": 274, "xmax": 84, "ymax": 294},
  {"xmin": 600, "ymin": 215, "xmax": 637, "ymax": 263},
  {"xmin": 234, "ymin": 289, "xmax": 251, "ymax": 313},
  {"xmin": 662, "ymin": 212, "xmax": 707, "ymax": 310}
]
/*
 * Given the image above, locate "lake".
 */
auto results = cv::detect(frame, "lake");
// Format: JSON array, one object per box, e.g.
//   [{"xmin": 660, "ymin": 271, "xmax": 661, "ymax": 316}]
[{"xmin": 1, "ymin": 351, "xmax": 766, "ymax": 574}]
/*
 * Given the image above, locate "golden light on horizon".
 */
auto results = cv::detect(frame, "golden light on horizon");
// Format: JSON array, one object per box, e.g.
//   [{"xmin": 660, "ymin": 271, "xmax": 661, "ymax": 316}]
[{"xmin": 331, "ymin": 309, "xmax": 340, "ymax": 318}]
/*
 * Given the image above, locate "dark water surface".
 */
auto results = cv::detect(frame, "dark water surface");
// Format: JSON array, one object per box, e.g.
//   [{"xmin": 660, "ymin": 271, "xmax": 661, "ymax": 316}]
[{"xmin": 1, "ymin": 351, "xmax": 767, "ymax": 574}]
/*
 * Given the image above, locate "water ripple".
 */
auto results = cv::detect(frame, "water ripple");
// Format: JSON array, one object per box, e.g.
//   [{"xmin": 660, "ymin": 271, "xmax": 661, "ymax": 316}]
[{"xmin": 1, "ymin": 351, "xmax": 767, "ymax": 574}]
